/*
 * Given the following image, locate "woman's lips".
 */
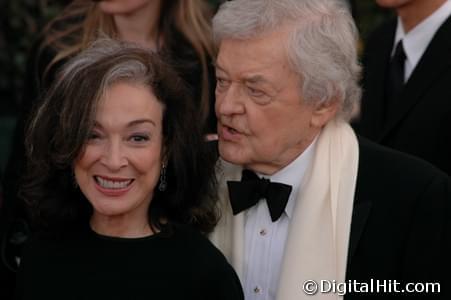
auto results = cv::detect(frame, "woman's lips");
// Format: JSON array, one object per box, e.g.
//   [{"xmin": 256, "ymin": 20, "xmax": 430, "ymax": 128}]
[{"xmin": 93, "ymin": 175, "xmax": 134, "ymax": 197}]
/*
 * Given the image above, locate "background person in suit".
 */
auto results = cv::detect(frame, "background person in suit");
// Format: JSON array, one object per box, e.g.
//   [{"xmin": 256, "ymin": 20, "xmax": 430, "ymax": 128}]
[
  {"xmin": 353, "ymin": 0, "xmax": 451, "ymax": 176},
  {"xmin": 209, "ymin": 0, "xmax": 451, "ymax": 299}
]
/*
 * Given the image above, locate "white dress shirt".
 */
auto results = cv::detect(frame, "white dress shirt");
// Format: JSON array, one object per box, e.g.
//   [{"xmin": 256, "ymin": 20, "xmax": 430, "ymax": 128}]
[
  {"xmin": 242, "ymin": 138, "xmax": 317, "ymax": 300},
  {"xmin": 394, "ymin": 0, "xmax": 451, "ymax": 82}
]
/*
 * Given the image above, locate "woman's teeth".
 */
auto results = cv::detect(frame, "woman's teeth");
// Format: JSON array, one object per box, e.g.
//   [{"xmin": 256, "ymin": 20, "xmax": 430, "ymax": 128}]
[{"xmin": 95, "ymin": 177, "xmax": 132, "ymax": 189}]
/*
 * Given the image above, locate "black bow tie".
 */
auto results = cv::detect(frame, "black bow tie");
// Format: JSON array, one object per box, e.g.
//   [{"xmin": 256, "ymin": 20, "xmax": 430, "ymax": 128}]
[{"xmin": 227, "ymin": 169, "xmax": 292, "ymax": 222}]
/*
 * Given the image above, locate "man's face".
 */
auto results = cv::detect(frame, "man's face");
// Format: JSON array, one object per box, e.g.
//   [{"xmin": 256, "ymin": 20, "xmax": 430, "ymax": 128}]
[
  {"xmin": 215, "ymin": 28, "xmax": 335, "ymax": 175},
  {"xmin": 375, "ymin": 0, "xmax": 414, "ymax": 9}
]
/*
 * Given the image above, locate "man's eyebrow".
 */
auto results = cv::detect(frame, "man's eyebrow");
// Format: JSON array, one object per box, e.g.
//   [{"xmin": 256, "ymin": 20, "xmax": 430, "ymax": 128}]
[
  {"xmin": 243, "ymin": 75, "xmax": 268, "ymax": 84},
  {"xmin": 213, "ymin": 62, "xmax": 225, "ymax": 72},
  {"xmin": 212, "ymin": 63, "xmax": 271, "ymax": 85}
]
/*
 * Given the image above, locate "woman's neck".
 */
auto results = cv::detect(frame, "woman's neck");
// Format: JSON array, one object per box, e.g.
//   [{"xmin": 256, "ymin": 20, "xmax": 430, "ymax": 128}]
[
  {"xmin": 90, "ymin": 214, "xmax": 153, "ymax": 238},
  {"xmin": 113, "ymin": 1, "xmax": 163, "ymax": 50}
]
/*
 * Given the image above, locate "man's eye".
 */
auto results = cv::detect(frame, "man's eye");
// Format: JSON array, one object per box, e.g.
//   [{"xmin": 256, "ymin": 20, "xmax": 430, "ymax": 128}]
[
  {"xmin": 216, "ymin": 77, "xmax": 229, "ymax": 88},
  {"xmin": 246, "ymin": 86, "xmax": 272, "ymax": 105},
  {"xmin": 247, "ymin": 86, "xmax": 265, "ymax": 97}
]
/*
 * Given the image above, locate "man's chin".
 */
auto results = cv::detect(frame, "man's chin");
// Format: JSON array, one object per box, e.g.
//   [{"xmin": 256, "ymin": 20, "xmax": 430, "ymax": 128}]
[{"xmin": 218, "ymin": 142, "xmax": 245, "ymax": 165}]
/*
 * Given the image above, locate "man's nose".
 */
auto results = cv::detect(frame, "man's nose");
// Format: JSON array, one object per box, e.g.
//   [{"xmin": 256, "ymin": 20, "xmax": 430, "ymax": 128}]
[{"xmin": 216, "ymin": 83, "xmax": 245, "ymax": 116}]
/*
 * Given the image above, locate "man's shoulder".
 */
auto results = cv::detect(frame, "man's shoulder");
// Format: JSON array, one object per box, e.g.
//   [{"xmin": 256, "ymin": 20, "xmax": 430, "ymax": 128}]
[{"xmin": 357, "ymin": 136, "xmax": 450, "ymax": 190}]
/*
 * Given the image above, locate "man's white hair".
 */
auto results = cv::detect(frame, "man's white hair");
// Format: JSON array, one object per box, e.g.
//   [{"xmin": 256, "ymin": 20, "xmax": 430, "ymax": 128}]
[{"xmin": 213, "ymin": 0, "xmax": 361, "ymax": 121}]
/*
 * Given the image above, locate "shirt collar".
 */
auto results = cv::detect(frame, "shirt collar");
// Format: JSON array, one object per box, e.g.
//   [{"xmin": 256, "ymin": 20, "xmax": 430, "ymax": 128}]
[
  {"xmin": 257, "ymin": 135, "xmax": 318, "ymax": 219},
  {"xmin": 394, "ymin": 0, "xmax": 451, "ymax": 68}
]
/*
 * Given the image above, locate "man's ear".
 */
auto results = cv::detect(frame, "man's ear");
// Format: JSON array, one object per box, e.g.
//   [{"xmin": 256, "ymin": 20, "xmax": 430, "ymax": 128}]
[{"xmin": 310, "ymin": 99, "xmax": 339, "ymax": 128}]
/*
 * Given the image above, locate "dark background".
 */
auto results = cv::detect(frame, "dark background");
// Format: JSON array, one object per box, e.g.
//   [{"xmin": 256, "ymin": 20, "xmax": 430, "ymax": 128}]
[{"xmin": 0, "ymin": 0, "xmax": 393, "ymax": 178}]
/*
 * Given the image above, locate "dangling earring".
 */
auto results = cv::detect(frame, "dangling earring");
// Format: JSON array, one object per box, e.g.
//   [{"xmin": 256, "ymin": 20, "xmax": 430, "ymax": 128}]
[
  {"xmin": 158, "ymin": 163, "xmax": 167, "ymax": 191},
  {"xmin": 72, "ymin": 170, "xmax": 78, "ymax": 188}
]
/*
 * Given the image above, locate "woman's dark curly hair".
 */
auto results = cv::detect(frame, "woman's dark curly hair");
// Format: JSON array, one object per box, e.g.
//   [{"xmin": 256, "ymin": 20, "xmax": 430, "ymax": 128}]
[{"xmin": 21, "ymin": 38, "xmax": 219, "ymax": 234}]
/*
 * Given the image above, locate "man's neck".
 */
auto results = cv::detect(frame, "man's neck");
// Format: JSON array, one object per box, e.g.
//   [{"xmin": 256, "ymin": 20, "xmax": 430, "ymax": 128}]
[
  {"xmin": 245, "ymin": 133, "xmax": 319, "ymax": 176},
  {"xmin": 397, "ymin": 0, "xmax": 447, "ymax": 33}
]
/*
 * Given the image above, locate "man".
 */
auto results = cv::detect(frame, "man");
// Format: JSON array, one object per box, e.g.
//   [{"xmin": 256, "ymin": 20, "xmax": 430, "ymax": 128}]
[
  {"xmin": 209, "ymin": 0, "xmax": 450, "ymax": 299},
  {"xmin": 353, "ymin": 0, "xmax": 451, "ymax": 176}
]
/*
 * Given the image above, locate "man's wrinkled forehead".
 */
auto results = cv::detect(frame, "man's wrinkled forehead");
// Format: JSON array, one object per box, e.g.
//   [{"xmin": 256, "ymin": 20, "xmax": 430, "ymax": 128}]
[{"xmin": 215, "ymin": 32, "xmax": 297, "ymax": 79}]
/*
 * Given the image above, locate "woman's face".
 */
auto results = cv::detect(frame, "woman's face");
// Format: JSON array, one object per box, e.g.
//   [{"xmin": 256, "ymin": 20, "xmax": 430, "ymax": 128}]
[
  {"xmin": 97, "ymin": 0, "xmax": 154, "ymax": 15},
  {"xmin": 74, "ymin": 82, "xmax": 164, "ymax": 225}
]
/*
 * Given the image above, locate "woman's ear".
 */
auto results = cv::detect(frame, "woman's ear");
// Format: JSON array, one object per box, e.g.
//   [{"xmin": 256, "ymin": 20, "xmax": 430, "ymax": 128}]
[{"xmin": 310, "ymin": 99, "xmax": 339, "ymax": 128}]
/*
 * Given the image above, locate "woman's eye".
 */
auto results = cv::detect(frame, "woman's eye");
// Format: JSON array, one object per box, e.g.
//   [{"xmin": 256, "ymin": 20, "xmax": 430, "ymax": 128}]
[
  {"xmin": 88, "ymin": 132, "xmax": 101, "ymax": 140},
  {"xmin": 86, "ymin": 131, "xmax": 104, "ymax": 144},
  {"xmin": 130, "ymin": 135, "xmax": 150, "ymax": 143}
]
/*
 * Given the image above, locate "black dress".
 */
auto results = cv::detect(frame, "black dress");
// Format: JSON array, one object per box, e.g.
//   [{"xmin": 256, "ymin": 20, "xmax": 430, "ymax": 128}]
[{"xmin": 16, "ymin": 224, "xmax": 243, "ymax": 300}]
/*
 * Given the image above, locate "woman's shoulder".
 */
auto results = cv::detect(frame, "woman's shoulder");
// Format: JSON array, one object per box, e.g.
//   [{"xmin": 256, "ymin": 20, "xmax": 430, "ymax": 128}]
[
  {"xmin": 169, "ymin": 224, "xmax": 229, "ymax": 264},
  {"xmin": 18, "ymin": 229, "xmax": 82, "ymax": 279},
  {"xmin": 168, "ymin": 224, "xmax": 244, "ymax": 299},
  {"xmin": 21, "ymin": 227, "xmax": 84, "ymax": 255},
  {"xmin": 171, "ymin": 223, "xmax": 217, "ymax": 248}
]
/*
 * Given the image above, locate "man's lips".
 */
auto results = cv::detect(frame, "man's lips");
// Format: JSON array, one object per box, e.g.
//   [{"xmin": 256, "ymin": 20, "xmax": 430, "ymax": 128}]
[{"xmin": 219, "ymin": 123, "xmax": 243, "ymax": 142}]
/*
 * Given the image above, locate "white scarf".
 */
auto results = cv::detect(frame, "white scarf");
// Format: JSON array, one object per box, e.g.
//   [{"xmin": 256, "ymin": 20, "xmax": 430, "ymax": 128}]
[{"xmin": 211, "ymin": 120, "xmax": 359, "ymax": 300}]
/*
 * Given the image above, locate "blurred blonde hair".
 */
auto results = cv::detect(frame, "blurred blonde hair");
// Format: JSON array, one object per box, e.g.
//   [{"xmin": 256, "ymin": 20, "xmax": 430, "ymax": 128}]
[{"xmin": 40, "ymin": 0, "xmax": 215, "ymax": 124}]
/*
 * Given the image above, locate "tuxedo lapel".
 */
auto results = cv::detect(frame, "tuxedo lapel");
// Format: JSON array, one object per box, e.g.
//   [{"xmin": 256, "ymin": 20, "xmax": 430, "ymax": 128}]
[
  {"xmin": 360, "ymin": 20, "xmax": 396, "ymax": 141},
  {"xmin": 381, "ymin": 15, "xmax": 451, "ymax": 140},
  {"xmin": 346, "ymin": 139, "xmax": 374, "ymax": 268},
  {"xmin": 347, "ymin": 199, "xmax": 372, "ymax": 263}
]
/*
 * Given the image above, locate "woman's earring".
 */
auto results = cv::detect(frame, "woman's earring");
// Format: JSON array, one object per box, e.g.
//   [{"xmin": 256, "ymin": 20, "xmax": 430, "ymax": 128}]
[
  {"xmin": 158, "ymin": 163, "xmax": 167, "ymax": 192},
  {"xmin": 72, "ymin": 171, "xmax": 78, "ymax": 188}
]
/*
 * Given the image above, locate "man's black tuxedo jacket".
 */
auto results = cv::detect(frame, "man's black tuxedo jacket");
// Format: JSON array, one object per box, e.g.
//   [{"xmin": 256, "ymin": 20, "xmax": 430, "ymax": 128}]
[
  {"xmin": 353, "ymin": 16, "xmax": 451, "ymax": 176},
  {"xmin": 345, "ymin": 137, "xmax": 450, "ymax": 299}
]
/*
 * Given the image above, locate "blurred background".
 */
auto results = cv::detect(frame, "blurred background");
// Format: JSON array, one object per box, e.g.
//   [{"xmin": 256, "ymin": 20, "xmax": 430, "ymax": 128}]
[{"xmin": 0, "ymin": 0, "xmax": 393, "ymax": 179}]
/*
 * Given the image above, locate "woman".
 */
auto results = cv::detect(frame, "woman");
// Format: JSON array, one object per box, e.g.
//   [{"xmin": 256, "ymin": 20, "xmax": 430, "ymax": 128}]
[
  {"xmin": 1, "ymin": 0, "xmax": 218, "ymax": 289},
  {"xmin": 15, "ymin": 39, "xmax": 242, "ymax": 299}
]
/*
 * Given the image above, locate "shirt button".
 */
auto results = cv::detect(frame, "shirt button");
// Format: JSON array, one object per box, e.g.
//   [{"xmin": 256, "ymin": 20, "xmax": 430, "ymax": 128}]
[
  {"xmin": 259, "ymin": 229, "xmax": 267, "ymax": 236},
  {"xmin": 254, "ymin": 286, "xmax": 261, "ymax": 293}
]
